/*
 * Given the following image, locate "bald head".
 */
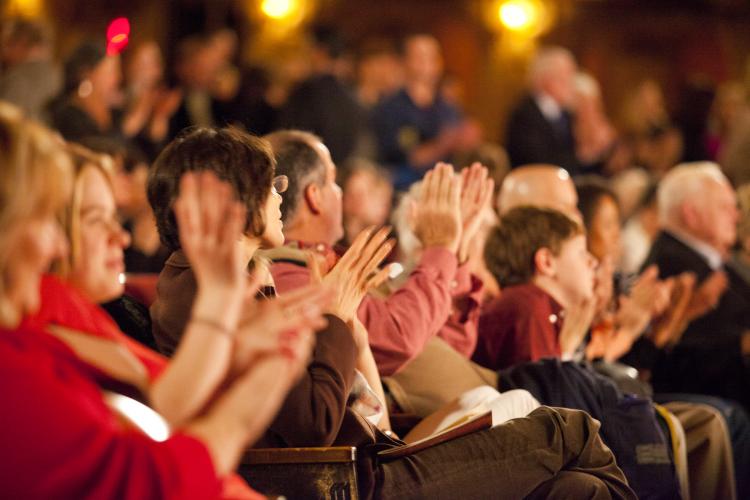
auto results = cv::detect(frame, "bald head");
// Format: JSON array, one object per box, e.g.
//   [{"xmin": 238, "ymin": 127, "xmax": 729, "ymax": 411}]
[{"xmin": 498, "ymin": 164, "xmax": 580, "ymax": 221}]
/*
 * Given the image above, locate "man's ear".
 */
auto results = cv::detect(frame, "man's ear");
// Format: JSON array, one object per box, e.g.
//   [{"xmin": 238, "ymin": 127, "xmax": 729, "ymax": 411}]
[
  {"xmin": 304, "ymin": 183, "xmax": 322, "ymax": 215},
  {"xmin": 680, "ymin": 202, "xmax": 700, "ymax": 233},
  {"xmin": 534, "ymin": 247, "xmax": 556, "ymax": 278}
]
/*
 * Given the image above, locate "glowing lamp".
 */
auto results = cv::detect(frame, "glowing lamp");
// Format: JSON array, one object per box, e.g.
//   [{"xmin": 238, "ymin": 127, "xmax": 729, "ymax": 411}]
[
  {"xmin": 261, "ymin": 0, "xmax": 299, "ymax": 20},
  {"xmin": 498, "ymin": 0, "xmax": 539, "ymax": 32},
  {"xmin": 106, "ymin": 17, "xmax": 130, "ymax": 56}
]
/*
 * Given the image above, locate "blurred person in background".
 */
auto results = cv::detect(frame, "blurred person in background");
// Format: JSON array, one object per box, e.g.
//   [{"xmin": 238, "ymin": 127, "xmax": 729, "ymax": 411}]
[
  {"xmin": 573, "ymin": 72, "xmax": 623, "ymax": 176},
  {"xmin": 619, "ymin": 182, "xmax": 660, "ymax": 275},
  {"xmin": 373, "ymin": 34, "xmax": 480, "ymax": 190},
  {"xmin": 167, "ymin": 34, "xmax": 226, "ymax": 140},
  {"xmin": 279, "ymin": 25, "xmax": 368, "ymax": 165},
  {"xmin": 0, "ymin": 17, "xmax": 61, "ymax": 121},
  {"xmin": 355, "ymin": 37, "xmax": 403, "ymax": 109},
  {"xmin": 122, "ymin": 40, "xmax": 182, "ymax": 159},
  {"xmin": 49, "ymin": 41, "xmax": 126, "ymax": 143},
  {"xmin": 505, "ymin": 47, "xmax": 582, "ymax": 176},
  {"xmin": 619, "ymin": 79, "xmax": 683, "ymax": 176},
  {"xmin": 706, "ymin": 81, "xmax": 746, "ymax": 162},
  {"xmin": 729, "ymin": 183, "xmax": 750, "ymax": 286},
  {"xmin": 341, "ymin": 158, "xmax": 394, "ymax": 247}
]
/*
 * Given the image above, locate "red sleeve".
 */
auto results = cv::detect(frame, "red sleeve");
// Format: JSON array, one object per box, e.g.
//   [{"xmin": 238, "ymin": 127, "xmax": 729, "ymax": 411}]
[
  {"xmin": 358, "ymin": 247, "xmax": 458, "ymax": 376},
  {"xmin": 437, "ymin": 269, "xmax": 484, "ymax": 358},
  {"xmin": 0, "ymin": 328, "xmax": 221, "ymax": 499}
]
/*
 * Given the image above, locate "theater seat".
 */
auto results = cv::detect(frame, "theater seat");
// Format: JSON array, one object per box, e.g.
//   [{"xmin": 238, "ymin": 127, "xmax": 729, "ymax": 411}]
[{"xmin": 240, "ymin": 447, "xmax": 359, "ymax": 500}]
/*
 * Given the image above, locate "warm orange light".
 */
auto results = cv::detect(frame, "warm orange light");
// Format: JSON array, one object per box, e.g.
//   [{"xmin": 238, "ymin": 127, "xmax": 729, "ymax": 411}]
[
  {"xmin": 498, "ymin": 0, "xmax": 539, "ymax": 32},
  {"xmin": 4, "ymin": 0, "xmax": 44, "ymax": 17},
  {"xmin": 261, "ymin": 0, "xmax": 299, "ymax": 20}
]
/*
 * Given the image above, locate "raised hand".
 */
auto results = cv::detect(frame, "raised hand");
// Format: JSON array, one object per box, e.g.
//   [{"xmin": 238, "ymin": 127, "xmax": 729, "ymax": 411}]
[
  {"xmin": 458, "ymin": 162, "xmax": 495, "ymax": 263},
  {"xmin": 615, "ymin": 265, "xmax": 662, "ymax": 338},
  {"xmin": 233, "ymin": 284, "xmax": 331, "ymax": 373},
  {"xmin": 684, "ymin": 270, "xmax": 728, "ymax": 322},
  {"xmin": 174, "ymin": 171, "xmax": 247, "ymax": 291},
  {"xmin": 650, "ymin": 272, "xmax": 696, "ymax": 348},
  {"xmin": 413, "ymin": 163, "xmax": 462, "ymax": 253},
  {"xmin": 320, "ymin": 226, "xmax": 395, "ymax": 323}
]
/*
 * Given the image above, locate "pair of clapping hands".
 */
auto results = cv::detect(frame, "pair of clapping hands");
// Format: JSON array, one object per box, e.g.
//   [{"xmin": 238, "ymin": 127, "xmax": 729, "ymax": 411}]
[
  {"xmin": 577, "ymin": 259, "xmax": 729, "ymax": 362},
  {"xmin": 410, "ymin": 162, "xmax": 495, "ymax": 263}
]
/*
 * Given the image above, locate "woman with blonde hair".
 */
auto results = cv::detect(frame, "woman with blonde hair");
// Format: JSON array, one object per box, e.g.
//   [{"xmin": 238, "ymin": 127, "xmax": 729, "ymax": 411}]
[{"xmin": 0, "ymin": 105, "xmax": 326, "ymax": 498}]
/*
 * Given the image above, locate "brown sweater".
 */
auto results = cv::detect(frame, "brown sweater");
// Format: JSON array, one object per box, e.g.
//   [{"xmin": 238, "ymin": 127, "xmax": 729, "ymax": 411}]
[{"xmin": 151, "ymin": 250, "xmax": 359, "ymax": 448}]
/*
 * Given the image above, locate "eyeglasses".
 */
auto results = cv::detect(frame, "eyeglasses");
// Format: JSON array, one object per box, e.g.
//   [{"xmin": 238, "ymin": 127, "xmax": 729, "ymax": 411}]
[{"xmin": 273, "ymin": 175, "xmax": 289, "ymax": 194}]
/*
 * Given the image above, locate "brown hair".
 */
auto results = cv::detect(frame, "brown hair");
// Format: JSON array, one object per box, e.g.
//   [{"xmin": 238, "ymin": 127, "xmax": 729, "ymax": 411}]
[
  {"xmin": 485, "ymin": 206, "xmax": 582, "ymax": 287},
  {"xmin": 148, "ymin": 127, "xmax": 275, "ymax": 252},
  {"xmin": 0, "ymin": 103, "xmax": 72, "ymax": 327}
]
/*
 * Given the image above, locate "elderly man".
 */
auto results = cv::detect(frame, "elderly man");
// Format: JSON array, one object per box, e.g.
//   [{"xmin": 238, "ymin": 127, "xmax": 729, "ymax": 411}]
[
  {"xmin": 643, "ymin": 162, "xmax": 750, "ymax": 408},
  {"xmin": 505, "ymin": 47, "xmax": 584, "ymax": 175}
]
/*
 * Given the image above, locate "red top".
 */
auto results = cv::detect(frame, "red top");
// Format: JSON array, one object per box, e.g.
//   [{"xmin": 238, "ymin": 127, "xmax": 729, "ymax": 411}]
[
  {"xmin": 18, "ymin": 274, "xmax": 262, "ymax": 499},
  {"xmin": 271, "ymin": 243, "xmax": 482, "ymax": 375},
  {"xmin": 474, "ymin": 283, "xmax": 564, "ymax": 370},
  {"xmin": 0, "ymin": 322, "xmax": 221, "ymax": 499}
]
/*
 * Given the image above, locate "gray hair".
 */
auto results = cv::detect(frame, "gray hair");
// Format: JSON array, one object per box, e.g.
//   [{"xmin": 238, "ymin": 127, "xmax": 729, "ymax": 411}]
[
  {"xmin": 529, "ymin": 46, "xmax": 575, "ymax": 91},
  {"xmin": 658, "ymin": 162, "xmax": 729, "ymax": 226}
]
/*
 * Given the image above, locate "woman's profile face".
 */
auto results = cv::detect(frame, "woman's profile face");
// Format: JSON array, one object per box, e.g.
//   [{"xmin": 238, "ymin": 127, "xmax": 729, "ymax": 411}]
[
  {"xmin": 67, "ymin": 166, "xmax": 131, "ymax": 303},
  {"xmin": 260, "ymin": 177, "xmax": 285, "ymax": 249},
  {"xmin": 5, "ymin": 213, "xmax": 67, "ymax": 319}
]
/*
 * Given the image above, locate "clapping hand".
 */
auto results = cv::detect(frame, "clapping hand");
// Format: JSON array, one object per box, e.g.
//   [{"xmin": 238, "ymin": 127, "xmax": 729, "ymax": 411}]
[
  {"xmin": 174, "ymin": 171, "xmax": 247, "ymax": 328},
  {"xmin": 413, "ymin": 163, "xmax": 462, "ymax": 253},
  {"xmin": 458, "ymin": 162, "xmax": 495, "ymax": 263},
  {"xmin": 317, "ymin": 226, "xmax": 395, "ymax": 324}
]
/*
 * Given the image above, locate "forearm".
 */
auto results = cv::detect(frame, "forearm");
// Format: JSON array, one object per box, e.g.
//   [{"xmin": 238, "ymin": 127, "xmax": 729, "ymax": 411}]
[
  {"xmin": 356, "ymin": 346, "xmax": 391, "ymax": 431},
  {"xmin": 151, "ymin": 288, "xmax": 240, "ymax": 426}
]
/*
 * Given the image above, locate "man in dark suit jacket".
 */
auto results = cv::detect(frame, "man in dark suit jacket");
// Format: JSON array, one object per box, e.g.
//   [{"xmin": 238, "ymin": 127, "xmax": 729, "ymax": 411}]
[
  {"xmin": 505, "ymin": 47, "xmax": 583, "ymax": 176},
  {"xmin": 641, "ymin": 162, "xmax": 750, "ymax": 409}
]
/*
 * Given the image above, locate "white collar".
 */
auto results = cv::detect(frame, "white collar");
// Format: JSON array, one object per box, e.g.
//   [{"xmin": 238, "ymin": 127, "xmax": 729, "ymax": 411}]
[
  {"xmin": 668, "ymin": 229, "xmax": 724, "ymax": 270},
  {"xmin": 534, "ymin": 92, "xmax": 563, "ymax": 122}
]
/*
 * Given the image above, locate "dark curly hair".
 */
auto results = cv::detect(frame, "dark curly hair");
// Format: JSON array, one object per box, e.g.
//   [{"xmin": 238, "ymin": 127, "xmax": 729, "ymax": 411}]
[{"xmin": 147, "ymin": 126, "xmax": 275, "ymax": 252}]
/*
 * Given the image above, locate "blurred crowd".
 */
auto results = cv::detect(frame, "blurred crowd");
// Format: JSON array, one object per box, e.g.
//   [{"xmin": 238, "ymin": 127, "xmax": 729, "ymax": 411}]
[{"xmin": 3, "ymin": 14, "xmax": 750, "ymax": 500}]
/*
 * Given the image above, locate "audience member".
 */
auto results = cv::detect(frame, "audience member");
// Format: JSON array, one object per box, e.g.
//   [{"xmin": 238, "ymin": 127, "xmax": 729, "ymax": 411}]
[
  {"xmin": 505, "ymin": 47, "xmax": 583, "ymax": 175},
  {"xmin": 0, "ymin": 104, "xmax": 317, "ymax": 498},
  {"xmin": 341, "ymin": 157, "xmax": 394, "ymax": 246},
  {"xmin": 619, "ymin": 182, "xmax": 660, "ymax": 275},
  {"xmin": 279, "ymin": 25, "xmax": 368, "ymax": 164},
  {"xmin": 122, "ymin": 40, "xmax": 182, "ymax": 159},
  {"xmin": 78, "ymin": 136, "xmax": 168, "ymax": 274},
  {"xmin": 618, "ymin": 79, "xmax": 683, "ymax": 176},
  {"xmin": 355, "ymin": 38, "xmax": 402, "ymax": 109},
  {"xmin": 0, "ymin": 17, "xmax": 61, "ymax": 121},
  {"xmin": 372, "ymin": 34, "xmax": 478, "ymax": 190},
  {"xmin": 573, "ymin": 72, "xmax": 619, "ymax": 175},
  {"xmin": 476, "ymin": 206, "xmax": 595, "ymax": 369},
  {"xmin": 706, "ymin": 81, "xmax": 746, "ymax": 162},
  {"xmin": 641, "ymin": 162, "xmax": 750, "ymax": 409},
  {"xmin": 49, "ymin": 41, "xmax": 126, "ymax": 143},
  {"xmin": 167, "ymin": 35, "xmax": 225, "ymax": 140}
]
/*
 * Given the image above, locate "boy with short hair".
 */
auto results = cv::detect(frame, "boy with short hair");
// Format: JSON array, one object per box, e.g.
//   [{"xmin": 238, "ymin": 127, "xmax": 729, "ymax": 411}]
[{"xmin": 474, "ymin": 205, "xmax": 596, "ymax": 370}]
